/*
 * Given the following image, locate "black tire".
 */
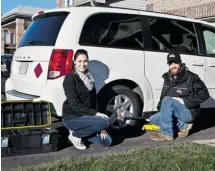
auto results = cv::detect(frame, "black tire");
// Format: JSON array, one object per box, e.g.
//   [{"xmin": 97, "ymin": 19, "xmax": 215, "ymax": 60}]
[{"xmin": 98, "ymin": 85, "xmax": 142, "ymax": 129}]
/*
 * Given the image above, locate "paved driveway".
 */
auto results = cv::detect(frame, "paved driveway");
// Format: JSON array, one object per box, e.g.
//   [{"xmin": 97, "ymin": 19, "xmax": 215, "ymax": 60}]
[{"xmin": 2, "ymin": 108, "xmax": 215, "ymax": 171}]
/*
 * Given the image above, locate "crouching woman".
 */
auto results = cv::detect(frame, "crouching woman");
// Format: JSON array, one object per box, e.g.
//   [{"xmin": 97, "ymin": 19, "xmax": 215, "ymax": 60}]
[{"xmin": 62, "ymin": 49, "xmax": 112, "ymax": 150}]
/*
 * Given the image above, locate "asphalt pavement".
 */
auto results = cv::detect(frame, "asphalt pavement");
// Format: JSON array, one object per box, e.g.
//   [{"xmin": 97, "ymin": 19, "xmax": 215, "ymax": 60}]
[{"xmin": 1, "ymin": 108, "xmax": 215, "ymax": 171}]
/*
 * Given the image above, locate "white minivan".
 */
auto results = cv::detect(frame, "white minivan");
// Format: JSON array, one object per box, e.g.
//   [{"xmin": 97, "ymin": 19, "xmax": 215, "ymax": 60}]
[{"xmin": 5, "ymin": 6, "xmax": 215, "ymax": 128}]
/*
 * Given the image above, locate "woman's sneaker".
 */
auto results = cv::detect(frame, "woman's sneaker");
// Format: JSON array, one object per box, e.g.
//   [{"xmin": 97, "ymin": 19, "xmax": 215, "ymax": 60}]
[
  {"xmin": 103, "ymin": 132, "xmax": 112, "ymax": 147},
  {"xmin": 100, "ymin": 130, "xmax": 112, "ymax": 147},
  {"xmin": 68, "ymin": 130, "xmax": 86, "ymax": 150}
]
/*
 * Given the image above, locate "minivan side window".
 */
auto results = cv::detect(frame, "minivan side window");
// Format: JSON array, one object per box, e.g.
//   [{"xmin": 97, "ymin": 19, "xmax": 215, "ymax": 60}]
[
  {"xmin": 148, "ymin": 17, "xmax": 199, "ymax": 55},
  {"xmin": 202, "ymin": 27, "xmax": 215, "ymax": 57},
  {"xmin": 79, "ymin": 13, "xmax": 143, "ymax": 50}
]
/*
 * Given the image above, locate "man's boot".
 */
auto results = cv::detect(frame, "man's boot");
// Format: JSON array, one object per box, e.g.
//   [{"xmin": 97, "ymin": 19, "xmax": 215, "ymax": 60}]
[
  {"xmin": 178, "ymin": 124, "xmax": 193, "ymax": 138},
  {"xmin": 150, "ymin": 132, "xmax": 174, "ymax": 141}
]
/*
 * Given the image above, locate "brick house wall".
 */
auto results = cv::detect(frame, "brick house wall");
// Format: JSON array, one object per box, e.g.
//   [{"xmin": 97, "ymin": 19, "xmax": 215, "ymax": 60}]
[
  {"xmin": 57, "ymin": 0, "xmax": 147, "ymax": 10},
  {"xmin": 1, "ymin": 28, "xmax": 5, "ymax": 54},
  {"xmin": 15, "ymin": 18, "xmax": 25, "ymax": 48},
  {"xmin": 1, "ymin": 28, "xmax": 16, "ymax": 54},
  {"xmin": 57, "ymin": 0, "xmax": 65, "ymax": 8},
  {"xmin": 147, "ymin": 0, "xmax": 215, "ymax": 18},
  {"xmin": 1, "ymin": 19, "xmax": 25, "ymax": 54},
  {"xmin": 57, "ymin": 0, "xmax": 215, "ymax": 19}
]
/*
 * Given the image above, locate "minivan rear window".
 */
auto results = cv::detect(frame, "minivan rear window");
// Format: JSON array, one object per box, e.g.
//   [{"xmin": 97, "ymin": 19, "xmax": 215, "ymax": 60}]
[{"xmin": 18, "ymin": 12, "xmax": 69, "ymax": 48}]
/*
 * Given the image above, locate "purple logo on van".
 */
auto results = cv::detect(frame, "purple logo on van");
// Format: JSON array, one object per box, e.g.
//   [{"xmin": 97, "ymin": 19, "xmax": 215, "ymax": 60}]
[{"xmin": 34, "ymin": 63, "xmax": 43, "ymax": 78}]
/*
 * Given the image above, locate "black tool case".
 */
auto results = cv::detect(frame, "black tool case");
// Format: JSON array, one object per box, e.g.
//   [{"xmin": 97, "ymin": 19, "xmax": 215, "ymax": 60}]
[
  {"xmin": 1, "ymin": 101, "xmax": 58, "ymax": 157},
  {"xmin": 1, "ymin": 128, "xmax": 58, "ymax": 157}
]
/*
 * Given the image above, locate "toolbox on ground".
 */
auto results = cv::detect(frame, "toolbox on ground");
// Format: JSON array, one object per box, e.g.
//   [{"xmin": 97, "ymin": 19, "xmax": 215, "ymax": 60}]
[
  {"xmin": 1, "ymin": 100, "xmax": 51, "ymax": 129},
  {"xmin": 1, "ymin": 128, "xmax": 58, "ymax": 157},
  {"xmin": 1, "ymin": 100, "xmax": 58, "ymax": 157}
]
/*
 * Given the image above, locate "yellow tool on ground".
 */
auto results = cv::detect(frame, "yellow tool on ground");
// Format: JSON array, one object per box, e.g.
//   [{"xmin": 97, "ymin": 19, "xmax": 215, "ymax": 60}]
[{"xmin": 143, "ymin": 123, "xmax": 160, "ymax": 131}]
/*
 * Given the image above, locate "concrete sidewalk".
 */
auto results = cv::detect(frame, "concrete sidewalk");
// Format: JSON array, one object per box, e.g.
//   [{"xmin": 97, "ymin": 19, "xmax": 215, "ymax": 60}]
[{"xmin": 193, "ymin": 139, "xmax": 215, "ymax": 147}]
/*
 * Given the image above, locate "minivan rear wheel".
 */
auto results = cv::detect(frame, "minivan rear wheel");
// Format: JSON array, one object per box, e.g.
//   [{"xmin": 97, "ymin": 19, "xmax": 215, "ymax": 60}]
[{"xmin": 98, "ymin": 85, "xmax": 142, "ymax": 129}]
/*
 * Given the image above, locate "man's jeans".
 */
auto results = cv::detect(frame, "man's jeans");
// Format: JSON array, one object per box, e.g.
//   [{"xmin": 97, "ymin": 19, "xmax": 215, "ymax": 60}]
[
  {"xmin": 63, "ymin": 115, "xmax": 110, "ymax": 138},
  {"xmin": 150, "ymin": 96, "xmax": 193, "ymax": 137}
]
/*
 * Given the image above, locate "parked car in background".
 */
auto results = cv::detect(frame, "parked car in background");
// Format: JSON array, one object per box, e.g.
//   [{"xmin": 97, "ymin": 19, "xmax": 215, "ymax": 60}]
[
  {"xmin": 1, "ymin": 54, "xmax": 13, "ymax": 61},
  {"xmin": 5, "ymin": 7, "xmax": 215, "ymax": 129},
  {"xmin": 1, "ymin": 61, "xmax": 7, "ymax": 74},
  {"xmin": 1, "ymin": 54, "xmax": 13, "ymax": 95},
  {"xmin": 1, "ymin": 54, "xmax": 13, "ymax": 77}
]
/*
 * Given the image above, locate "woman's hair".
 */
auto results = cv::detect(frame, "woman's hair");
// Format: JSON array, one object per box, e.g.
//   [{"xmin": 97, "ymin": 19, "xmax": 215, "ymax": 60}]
[{"xmin": 71, "ymin": 49, "xmax": 89, "ymax": 74}]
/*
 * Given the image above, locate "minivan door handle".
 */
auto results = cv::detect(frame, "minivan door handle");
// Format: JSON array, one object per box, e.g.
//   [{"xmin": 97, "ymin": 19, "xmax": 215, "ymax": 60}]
[
  {"xmin": 192, "ymin": 62, "xmax": 204, "ymax": 66},
  {"xmin": 208, "ymin": 63, "xmax": 215, "ymax": 67}
]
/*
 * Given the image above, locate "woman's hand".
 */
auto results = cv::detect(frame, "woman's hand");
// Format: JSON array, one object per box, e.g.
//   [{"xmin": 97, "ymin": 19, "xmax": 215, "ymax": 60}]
[
  {"xmin": 96, "ymin": 112, "xmax": 109, "ymax": 119},
  {"xmin": 172, "ymin": 97, "xmax": 184, "ymax": 104},
  {"xmin": 100, "ymin": 130, "xmax": 108, "ymax": 140}
]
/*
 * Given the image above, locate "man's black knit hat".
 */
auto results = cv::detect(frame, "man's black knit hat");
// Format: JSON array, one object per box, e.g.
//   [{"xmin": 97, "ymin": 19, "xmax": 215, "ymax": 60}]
[{"xmin": 167, "ymin": 52, "xmax": 182, "ymax": 64}]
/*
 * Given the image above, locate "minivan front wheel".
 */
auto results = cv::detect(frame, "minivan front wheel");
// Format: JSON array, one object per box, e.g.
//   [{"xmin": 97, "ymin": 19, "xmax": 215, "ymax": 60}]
[{"xmin": 98, "ymin": 85, "xmax": 142, "ymax": 129}]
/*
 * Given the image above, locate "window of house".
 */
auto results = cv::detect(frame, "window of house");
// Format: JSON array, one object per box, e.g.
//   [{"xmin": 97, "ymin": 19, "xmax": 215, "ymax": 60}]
[
  {"xmin": 202, "ymin": 28, "xmax": 215, "ymax": 56},
  {"xmin": 4, "ymin": 31, "xmax": 10, "ymax": 43},
  {"xmin": 10, "ymin": 33, "xmax": 15, "ymax": 44},
  {"xmin": 148, "ymin": 17, "xmax": 198, "ymax": 55},
  {"xmin": 79, "ymin": 13, "xmax": 144, "ymax": 50}
]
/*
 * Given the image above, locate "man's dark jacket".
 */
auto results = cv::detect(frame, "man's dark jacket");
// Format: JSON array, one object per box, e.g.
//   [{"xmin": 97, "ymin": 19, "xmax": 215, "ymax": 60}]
[{"xmin": 157, "ymin": 63, "xmax": 210, "ymax": 119}]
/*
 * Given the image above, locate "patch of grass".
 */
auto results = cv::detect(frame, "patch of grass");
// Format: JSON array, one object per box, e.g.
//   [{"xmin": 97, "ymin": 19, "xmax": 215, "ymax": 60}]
[{"xmin": 17, "ymin": 143, "xmax": 215, "ymax": 171}]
